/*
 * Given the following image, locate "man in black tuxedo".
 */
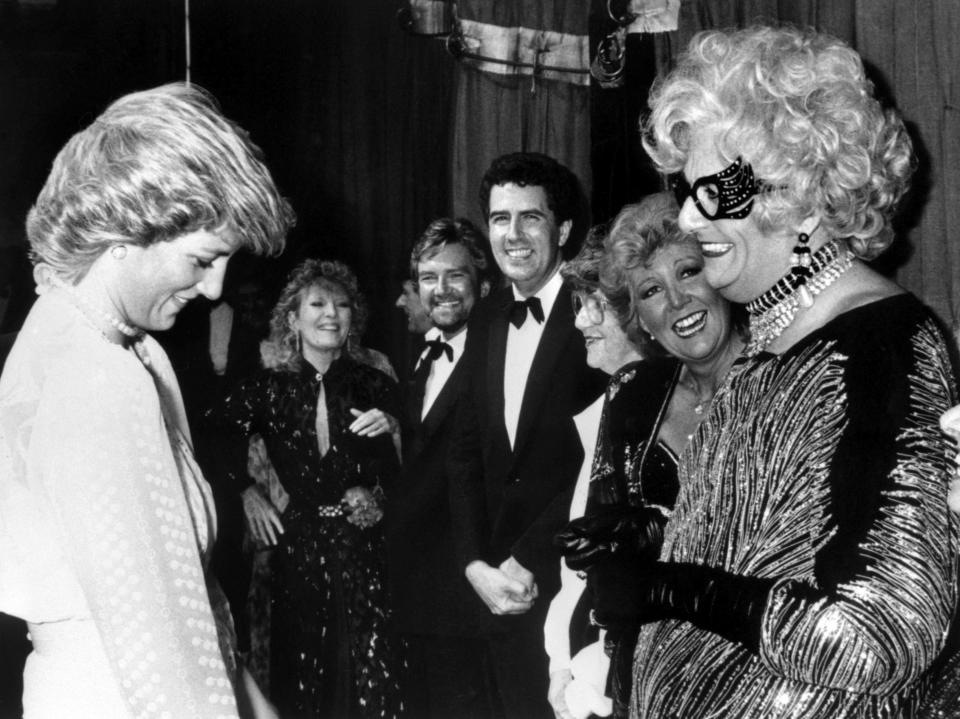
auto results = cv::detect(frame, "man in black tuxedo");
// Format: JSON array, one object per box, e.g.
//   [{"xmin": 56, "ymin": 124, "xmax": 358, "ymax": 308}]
[
  {"xmin": 449, "ymin": 153, "xmax": 607, "ymax": 719},
  {"xmin": 387, "ymin": 217, "xmax": 497, "ymax": 719}
]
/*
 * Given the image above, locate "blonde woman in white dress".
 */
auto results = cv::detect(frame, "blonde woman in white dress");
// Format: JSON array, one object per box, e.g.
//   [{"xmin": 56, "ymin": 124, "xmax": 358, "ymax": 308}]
[{"xmin": 0, "ymin": 83, "xmax": 292, "ymax": 718}]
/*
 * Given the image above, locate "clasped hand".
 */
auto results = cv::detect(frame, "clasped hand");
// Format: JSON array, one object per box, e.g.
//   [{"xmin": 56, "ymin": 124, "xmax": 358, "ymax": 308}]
[
  {"xmin": 555, "ymin": 505, "xmax": 670, "ymax": 629},
  {"xmin": 466, "ymin": 556, "xmax": 538, "ymax": 615},
  {"xmin": 555, "ymin": 504, "xmax": 666, "ymax": 572}
]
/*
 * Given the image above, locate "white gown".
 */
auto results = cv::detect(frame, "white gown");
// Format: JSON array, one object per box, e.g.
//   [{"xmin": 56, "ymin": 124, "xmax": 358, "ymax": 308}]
[{"xmin": 0, "ymin": 289, "xmax": 239, "ymax": 719}]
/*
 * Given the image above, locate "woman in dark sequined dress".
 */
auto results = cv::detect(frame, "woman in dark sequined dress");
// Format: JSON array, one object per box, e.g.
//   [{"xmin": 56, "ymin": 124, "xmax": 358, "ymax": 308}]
[
  {"xmin": 207, "ymin": 259, "xmax": 404, "ymax": 719},
  {"xmin": 587, "ymin": 26, "xmax": 959, "ymax": 718}
]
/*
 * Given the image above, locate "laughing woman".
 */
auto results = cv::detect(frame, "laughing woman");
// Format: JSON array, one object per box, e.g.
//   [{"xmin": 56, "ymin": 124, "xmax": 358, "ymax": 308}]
[
  {"xmin": 548, "ymin": 193, "xmax": 742, "ymax": 719},
  {"xmin": 206, "ymin": 259, "xmax": 404, "ymax": 719},
  {"xmin": 585, "ymin": 26, "xmax": 959, "ymax": 718}
]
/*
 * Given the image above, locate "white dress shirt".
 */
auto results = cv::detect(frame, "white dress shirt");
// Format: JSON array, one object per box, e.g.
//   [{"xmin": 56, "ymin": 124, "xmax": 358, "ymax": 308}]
[
  {"xmin": 503, "ymin": 268, "xmax": 564, "ymax": 448},
  {"xmin": 415, "ymin": 326, "xmax": 467, "ymax": 419}
]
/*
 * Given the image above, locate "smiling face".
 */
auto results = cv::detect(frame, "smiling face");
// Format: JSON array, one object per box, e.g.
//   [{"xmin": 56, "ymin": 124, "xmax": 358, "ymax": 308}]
[
  {"xmin": 573, "ymin": 291, "xmax": 642, "ymax": 374},
  {"xmin": 632, "ymin": 240, "xmax": 733, "ymax": 365},
  {"xmin": 290, "ymin": 280, "xmax": 352, "ymax": 364},
  {"xmin": 487, "ymin": 183, "xmax": 571, "ymax": 297},
  {"xmin": 116, "ymin": 228, "xmax": 236, "ymax": 331},
  {"xmin": 416, "ymin": 243, "xmax": 481, "ymax": 338},
  {"xmin": 676, "ymin": 126, "xmax": 793, "ymax": 303}
]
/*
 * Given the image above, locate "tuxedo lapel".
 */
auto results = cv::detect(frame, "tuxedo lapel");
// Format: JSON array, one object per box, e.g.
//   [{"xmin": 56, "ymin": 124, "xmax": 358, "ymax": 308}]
[
  {"xmin": 402, "ymin": 374, "xmax": 424, "ymax": 436},
  {"xmin": 486, "ymin": 289, "xmax": 512, "ymax": 431},
  {"xmin": 420, "ymin": 357, "xmax": 466, "ymax": 443},
  {"xmin": 512, "ymin": 285, "xmax": 575, "ymax": 457}
]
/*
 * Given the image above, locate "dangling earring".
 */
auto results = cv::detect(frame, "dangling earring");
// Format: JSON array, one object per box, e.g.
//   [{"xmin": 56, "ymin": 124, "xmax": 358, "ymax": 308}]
[
  {"xmin": 790, "ymin": 231, "xmax": 814, "ymax": 308},
  {"xmin": 295, "ymin": 331, "xmax": 303, "ymax": 355},
  {"xmin": 110, "ymin": 245, "xmax": 127, "ymax": 260}
]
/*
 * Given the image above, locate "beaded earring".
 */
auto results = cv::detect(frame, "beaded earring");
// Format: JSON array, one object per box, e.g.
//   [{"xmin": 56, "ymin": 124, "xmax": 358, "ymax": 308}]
[{"xmin": 790, "ymin": 232, "xmax": 814, "ymax": 308}]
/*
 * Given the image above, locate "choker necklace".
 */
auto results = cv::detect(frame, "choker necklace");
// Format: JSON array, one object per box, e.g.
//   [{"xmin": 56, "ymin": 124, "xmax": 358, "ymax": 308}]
[
  {"xmin": 53, "ymin": 278, "xmax": 144, "ymax": 344},
  {"xmin": 745, "ymin": 239, "xmax": 854, "ymax": 356}
]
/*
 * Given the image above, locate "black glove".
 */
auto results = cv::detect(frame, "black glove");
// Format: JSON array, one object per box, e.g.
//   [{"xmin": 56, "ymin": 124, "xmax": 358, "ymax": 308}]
[
  {"xmin": 588, "ymin": 559, "xmax": 774, "ymax": 653},
  {"xmin": 555, "ymin": 504, "xmax": 667, "ymax": 573},
  {"xmin": 605, "ymin": 622, "xmax": 640, "ymax": 719}
]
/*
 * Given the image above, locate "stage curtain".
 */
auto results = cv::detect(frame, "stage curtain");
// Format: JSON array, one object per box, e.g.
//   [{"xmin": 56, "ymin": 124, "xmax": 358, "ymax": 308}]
[
  {"xmin": 450, "ymin": 0, "xmax": 592, "ymax": 237},
  {"xmin": 854, "ymin": 0, "xmax": 960, "ymax": 331}
]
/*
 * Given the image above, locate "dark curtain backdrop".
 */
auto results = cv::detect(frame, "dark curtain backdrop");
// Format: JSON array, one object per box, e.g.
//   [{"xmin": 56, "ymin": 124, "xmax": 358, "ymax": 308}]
[
  {"xmin": 0, "ymin": 0, "xmax": 453, "ymax": 374},
  {"xmin": 451, "ymin": 0, "xmax": 592, "ymax": 250},
  {"xmin": 1, "ymin": 0, "xmax": 957, "ymax": 362},
  {"xmin": 189, "ymin": 0, "xmax": 455, "ymax": 371}
]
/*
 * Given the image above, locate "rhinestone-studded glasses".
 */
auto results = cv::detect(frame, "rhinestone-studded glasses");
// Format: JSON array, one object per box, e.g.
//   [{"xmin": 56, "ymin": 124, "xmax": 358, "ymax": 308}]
[{"xmin": 672, "ymin": 156, "xmax": 759, "ymax": 221}]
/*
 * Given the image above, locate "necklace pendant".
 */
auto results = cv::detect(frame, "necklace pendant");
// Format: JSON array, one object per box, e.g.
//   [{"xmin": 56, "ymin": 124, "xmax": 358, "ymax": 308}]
[{"xmin": 798, "ymin": 284, "xmax": 814, "ymax": 309}]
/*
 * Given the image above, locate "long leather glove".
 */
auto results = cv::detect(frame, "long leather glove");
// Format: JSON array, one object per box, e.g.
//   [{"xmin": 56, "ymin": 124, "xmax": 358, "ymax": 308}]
[
  {"xmin": 555, "ymin": 504, "xmax": 668, "ymax": 572},
  {"xmin": 588, "ymin": 557, "xmax": 774, "ymax": 653}
]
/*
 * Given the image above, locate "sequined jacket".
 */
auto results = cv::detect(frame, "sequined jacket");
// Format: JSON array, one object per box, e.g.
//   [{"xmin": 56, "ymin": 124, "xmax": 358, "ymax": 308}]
[{"xmin": 632, "ymin": 294, "xmax": 960, "ymax": 718}]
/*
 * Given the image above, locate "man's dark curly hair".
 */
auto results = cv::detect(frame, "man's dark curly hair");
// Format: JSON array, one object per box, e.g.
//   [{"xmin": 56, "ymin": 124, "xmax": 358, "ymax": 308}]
[{"xmin": 478, "ymin": 152, "xmax": 581, "ymax": 226}]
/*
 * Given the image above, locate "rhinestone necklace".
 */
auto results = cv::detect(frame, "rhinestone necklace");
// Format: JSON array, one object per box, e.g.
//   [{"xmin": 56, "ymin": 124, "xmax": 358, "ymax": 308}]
[{"xmin": 745, "ymin": 239, "xmax": 854, "ymax": 356}]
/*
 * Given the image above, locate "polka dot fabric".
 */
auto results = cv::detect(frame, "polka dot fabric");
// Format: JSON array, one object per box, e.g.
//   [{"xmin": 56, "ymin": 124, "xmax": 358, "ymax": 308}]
[{"xmin": 0, "ymin": 292, "xmax": 242, "ymax": 718}]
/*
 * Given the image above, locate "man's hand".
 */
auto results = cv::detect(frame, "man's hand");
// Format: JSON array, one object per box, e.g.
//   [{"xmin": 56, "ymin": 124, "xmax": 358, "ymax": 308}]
[
  {"xmin": 548, "ymin": 669, "xmax": 575, "ymax": 719},
  {"xmin": 465, "ymin": 559, "xmax": 537, "ymax": 615},
  {"xmin": 242, "ymin": 486, "xmax": 284, "ymax": 546},
  {"xmin": 499, "ymin": 555, "xmax": 537, "ymax": 596}
]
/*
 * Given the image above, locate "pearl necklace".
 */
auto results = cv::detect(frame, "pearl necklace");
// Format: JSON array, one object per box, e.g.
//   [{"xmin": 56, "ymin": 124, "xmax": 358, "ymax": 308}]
[
  {"xmin": 54, "ymin": 279, "xmax": 145, "ymax": 346},
  {"xmin": 745, "ymin": 239, "xmax": 854, "ymax": 356}
]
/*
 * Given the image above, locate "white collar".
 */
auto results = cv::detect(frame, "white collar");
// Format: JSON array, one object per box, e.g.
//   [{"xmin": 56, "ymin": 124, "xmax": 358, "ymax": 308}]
[{"xmin": 510, "ymin": 265, "xmax": 564, "ymax": 321}]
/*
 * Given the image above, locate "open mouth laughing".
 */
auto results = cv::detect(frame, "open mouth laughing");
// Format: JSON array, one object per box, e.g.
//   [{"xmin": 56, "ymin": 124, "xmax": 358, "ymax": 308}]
[{"xmin": 673, "ymin": 310, "xmax": 707, "ymax": 338}]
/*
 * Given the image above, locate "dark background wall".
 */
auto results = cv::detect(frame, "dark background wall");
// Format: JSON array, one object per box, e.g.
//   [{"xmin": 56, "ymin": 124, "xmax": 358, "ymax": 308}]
[{"xmin": 0, "ymin": 0, "xmax": 454, "ymax": 369}]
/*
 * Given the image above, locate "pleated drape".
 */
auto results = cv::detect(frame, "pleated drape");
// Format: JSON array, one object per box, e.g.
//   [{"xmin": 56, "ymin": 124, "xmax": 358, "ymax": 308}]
[{"xmin": 450, "ymin": 0, "xmax": 593, "ymax": 237}]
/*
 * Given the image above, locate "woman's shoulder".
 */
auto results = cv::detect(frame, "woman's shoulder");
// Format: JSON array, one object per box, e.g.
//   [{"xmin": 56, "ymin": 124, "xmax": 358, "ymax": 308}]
[
  {"xmin": 605, "ymin": 357, "xmax": 680, "ymax": 425},
  {"xmin": 331, "ymin": 354, "xmax": 397, "ymax": 389},
  {"xmin": 814, "ymin": 293, "xmax": 939, "ymax": 346},
  {"xmin": 348, "ymin": 345, "xmax": 398, "ymax": 382},
  {"xmin": 783, "ymin": 293, "xmax": 951, "ymax": 384},
  {"xmin": 610, "ymin": 357, "xmax": 680, "ymax": 396}
]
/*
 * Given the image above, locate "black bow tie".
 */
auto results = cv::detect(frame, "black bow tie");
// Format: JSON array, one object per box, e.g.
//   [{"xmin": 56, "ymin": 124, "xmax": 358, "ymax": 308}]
[
  {"xmin": 509, "ymin": 296, "xmax": 545, "ymax": 329},
  {"xmin": 423, "ymin": 339, "xmax": 453, "ymax": 362}
]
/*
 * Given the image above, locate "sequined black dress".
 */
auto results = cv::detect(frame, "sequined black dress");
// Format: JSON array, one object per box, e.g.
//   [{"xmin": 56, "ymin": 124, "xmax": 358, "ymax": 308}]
[
  {"xmin": 575, "ymin": 358, "xmax": 681, "ymax": 719},
  {"xmin": 632, "ymin": 295, "xmax": 960, "ymax": 718},
  {"xmin": 211, "ymin": 355, "xmax": 404, "ymax": 719}
]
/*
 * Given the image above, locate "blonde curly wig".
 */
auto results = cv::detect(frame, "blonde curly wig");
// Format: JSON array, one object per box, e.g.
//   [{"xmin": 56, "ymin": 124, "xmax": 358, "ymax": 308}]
[{"xmin": 643, "ymin": 25, "xmax": 914, "ymax": 260}]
